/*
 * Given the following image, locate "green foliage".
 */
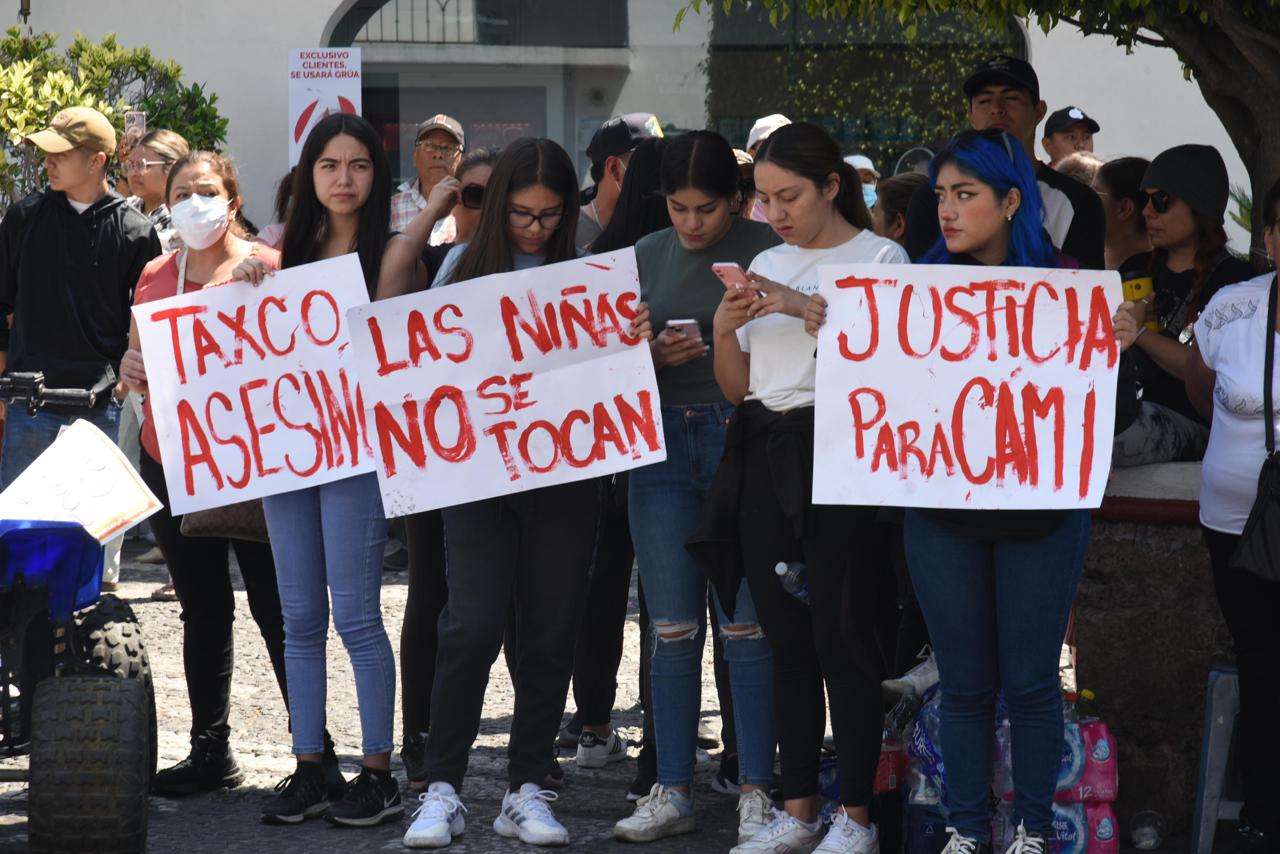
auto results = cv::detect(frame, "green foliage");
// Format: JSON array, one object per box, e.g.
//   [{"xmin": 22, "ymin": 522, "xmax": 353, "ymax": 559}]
[
  {"xmin": 0, "ymin": 27, "xmax": 229, "ymax": 212},
  {"xmin": 1230, "ymin": 183, "xmax": 1252, "ymax": 234}
]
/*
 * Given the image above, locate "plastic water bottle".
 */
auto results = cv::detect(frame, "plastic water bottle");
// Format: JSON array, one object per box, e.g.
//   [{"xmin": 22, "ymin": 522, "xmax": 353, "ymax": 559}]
[{"xmin": 775, "ymin": 561, "xmax": 809, "ymax": 603}]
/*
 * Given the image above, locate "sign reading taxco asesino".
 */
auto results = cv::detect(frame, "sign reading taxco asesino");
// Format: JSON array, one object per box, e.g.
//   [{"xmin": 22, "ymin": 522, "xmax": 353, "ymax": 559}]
[
  {"xmin": 813, "ymin": 265, "xmax": 1122, "ymax": 510},
  {"xmin": 347, "ymin": 249, "xmax": 666, "ymax": 515}
]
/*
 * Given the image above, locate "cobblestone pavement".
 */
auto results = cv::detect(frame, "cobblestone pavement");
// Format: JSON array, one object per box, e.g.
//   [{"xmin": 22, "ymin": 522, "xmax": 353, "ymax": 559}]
[{"xmin": 0, "ymin": 542, "xmax": 740, "ymax": 853}]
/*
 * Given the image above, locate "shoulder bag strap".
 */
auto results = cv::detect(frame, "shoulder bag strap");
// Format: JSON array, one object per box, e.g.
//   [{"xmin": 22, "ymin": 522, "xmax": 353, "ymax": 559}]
[{"xmin": 1265, "ymin": 274, "xmax": 1277, "ymax": 456}]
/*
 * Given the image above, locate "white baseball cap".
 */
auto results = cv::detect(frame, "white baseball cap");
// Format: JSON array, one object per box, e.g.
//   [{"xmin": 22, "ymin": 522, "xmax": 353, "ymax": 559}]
[
  {"xmin": 844, "ymin": 154, "xmax": 880, "ymax": 178},
  {"xmin": 747, "ymin": 113, "xmax": 791, "ymax": 151}
]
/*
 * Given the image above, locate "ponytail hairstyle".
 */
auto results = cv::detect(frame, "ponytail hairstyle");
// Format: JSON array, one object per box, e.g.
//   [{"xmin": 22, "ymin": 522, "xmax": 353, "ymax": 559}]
[
  {"xmin": 753, "ymin": 121, "xmax": 872, "ymax": 230},
  {"xmin": 592, "ymin": 136, "xmax": 672, "ymax": 253},
  {"xmin": 921, "ymin": 129, "xmax": 1057, "ymax": 268},
  {"xmin": 1095, "ymin": 156, "xmax": 1150, "ymax": 238},
  {"xmin": 282, "ymin": 113, "xmax": 393, "ymax": 295},
  {"xmin": 449, "ymin": 137, "xmax": 580, "ymax": 283},
  {"xmin": 658, "ymin": 130, "xmax": 742, "ymax": 202},
  {"xmin": 164, "ymin": 150, "xmax": 251, "ymax": 239}
]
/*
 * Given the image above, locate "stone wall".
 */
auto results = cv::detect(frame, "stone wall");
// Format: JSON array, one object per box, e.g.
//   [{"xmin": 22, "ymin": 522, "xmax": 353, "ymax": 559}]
[{"xmin": 1075, "ymin": 517, "xmax": 1233, "ymax": 840}]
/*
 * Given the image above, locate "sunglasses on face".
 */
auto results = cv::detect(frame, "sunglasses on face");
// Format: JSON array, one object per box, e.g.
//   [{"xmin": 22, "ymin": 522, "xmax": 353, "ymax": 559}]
[
  {"xmin": 460, "ymin": 183, "xmax": 484, "ymax": 210},
  {"xmin": 1144, "ymin": 190, "xmax": 1173, "ymax": 214}
]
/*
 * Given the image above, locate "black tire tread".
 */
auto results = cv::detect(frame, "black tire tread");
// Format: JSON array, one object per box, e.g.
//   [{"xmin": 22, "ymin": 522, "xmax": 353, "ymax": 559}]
[
  {"xmin": 77, "ymin": 594, "xmax": 157, "ymax": 779},
  {"xmin": 28, "ymin": 675, "xmax": 150, "ymax": 854}
]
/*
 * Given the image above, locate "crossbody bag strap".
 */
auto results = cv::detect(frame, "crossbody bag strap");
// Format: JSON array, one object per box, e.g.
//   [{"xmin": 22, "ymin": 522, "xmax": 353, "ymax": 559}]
[
  {"xmin": 1265, "ymin": 274, "xmax": 1277, "ymax": 456},
  {"xmin": 176, "ymin": 248, "xmax": 188, "ymax": 297}
]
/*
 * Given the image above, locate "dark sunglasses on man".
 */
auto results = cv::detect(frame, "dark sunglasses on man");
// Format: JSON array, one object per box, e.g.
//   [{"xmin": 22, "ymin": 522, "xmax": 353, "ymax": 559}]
[{"xmin": 460, "ymin": 183, "xmax": 484, "ymax": 210}]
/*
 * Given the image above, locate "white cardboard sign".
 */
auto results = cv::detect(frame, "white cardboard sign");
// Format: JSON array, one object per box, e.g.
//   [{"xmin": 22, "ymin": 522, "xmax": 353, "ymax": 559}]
[
  {"xmin": 813, "ymin": 264, "xmax": 1122, "ymax": 509},
  {"xmin": 347, "ymin": 249, "xmax": 666, "ymax": 515},
  {"xmin": 133, "ymin": 254, "xmax": 374, "ymax": 514},
  {"xmin": 288, "ymin": 47, "xmax": 362, "ymax": 167}
]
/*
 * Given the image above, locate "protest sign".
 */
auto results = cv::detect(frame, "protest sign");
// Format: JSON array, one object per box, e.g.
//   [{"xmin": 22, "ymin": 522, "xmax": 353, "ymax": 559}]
[
  {"xmin": 133, "ymin": 254, "xmax": 374, "ymax": 515},
  {"xmin": 813, "ymin": 264, "xmax": 1122, "ymax": 509},
  {"xmin": 0, "ymin": 420, "xmax": 160, "ymax": 543},
  {"xmin": 288, "ymin": 48, "xmax": 361, "ymax": 167},
  {"xmin": 347, "ymin": 249, "xmax": 665, "ymax": 515}
]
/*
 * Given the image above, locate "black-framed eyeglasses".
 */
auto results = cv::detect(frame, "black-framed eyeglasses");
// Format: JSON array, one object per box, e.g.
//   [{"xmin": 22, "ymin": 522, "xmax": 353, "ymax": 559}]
[
  {"xmin": 508, "ymin": 209, "xmax": 564, "ymax": 230},
  {"xmin": 460, "ymin": 183, "xmax": 484, "ymax": 210},
  {"xmin": 1144, "ymin": 190, "xmax": 1173, "ymax": 214}
]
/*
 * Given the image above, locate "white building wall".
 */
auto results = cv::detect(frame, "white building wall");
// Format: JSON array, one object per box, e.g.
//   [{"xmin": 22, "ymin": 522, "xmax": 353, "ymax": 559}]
[{"xmin": 22, "ymin": 2, "xmax": 1253, "ymax": 250}]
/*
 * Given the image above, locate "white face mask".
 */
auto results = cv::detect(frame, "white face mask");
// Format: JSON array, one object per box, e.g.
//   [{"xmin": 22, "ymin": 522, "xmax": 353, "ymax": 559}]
[{"xmin": 170, "ymin": 194, "xmax": 230, "ymax": 250}]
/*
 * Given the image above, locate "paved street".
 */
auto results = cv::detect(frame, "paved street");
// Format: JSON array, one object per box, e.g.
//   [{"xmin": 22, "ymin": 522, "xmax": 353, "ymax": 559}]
[{"xmin": 0, "ymin": 541, "xmax": 740, "ymax": 853}]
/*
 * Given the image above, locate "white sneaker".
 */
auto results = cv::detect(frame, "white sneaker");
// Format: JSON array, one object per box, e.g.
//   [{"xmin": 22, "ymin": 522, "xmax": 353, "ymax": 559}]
[
  {"xmin": 815, "ymin": 814, "xmax": 879, "ymax": 854},
  {"xmin": 613, "ymin": 784, "xmax": 696, "ymax": 842},
  {"xmin": 940, "ymin": 828, "xmax": 986, "ymax": 854},
  {"xmin": 576, "ymin": 730, "xmax": 628, "ymax": 768},
  {"xmin": 494, "ymin": 783, "xmax": 570, "ymax": 846},
  {"xmin": 403, "ymin": 784, "xmax": 467, "ymax": 849},
  {"xmin": 736, "ymin": 789, "xmax": 777, "ymax": 844},
  {"xmin": 882, "ymin": 652, "xmax": 939, "ymax": 698},
  {"xmin": 730, "ymin": 812, "xmax": 824, "ymax": 854}
]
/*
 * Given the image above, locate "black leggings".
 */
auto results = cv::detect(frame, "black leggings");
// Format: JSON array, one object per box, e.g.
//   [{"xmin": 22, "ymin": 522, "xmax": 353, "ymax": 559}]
[
  {"xmin": 401, "ymin": 509, "xmax": 448, "ymax": 740},
  {"xmin": 737, "ymin": 429, "xmax": 886, "ymax": 806},
  {"xmin": 140, "ymin": 453, "xmax": 288, "ymax": 744},
  {"xmin": 1203, "ymin": 527, "xmax": 1280, "ymax": 834}
]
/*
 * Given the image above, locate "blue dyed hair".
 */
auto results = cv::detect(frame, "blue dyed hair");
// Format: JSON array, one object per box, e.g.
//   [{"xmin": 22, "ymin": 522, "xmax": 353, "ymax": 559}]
[{"xmin": 921, "ymin": 129, "xmax": 1057, "ymax": 268}]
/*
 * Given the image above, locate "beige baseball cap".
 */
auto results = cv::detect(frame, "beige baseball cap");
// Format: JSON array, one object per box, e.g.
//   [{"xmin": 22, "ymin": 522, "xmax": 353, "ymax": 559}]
[
  {"xmin": 24, "ymin": 106, "xmax": 117, "ymax": 155},
  {"xmin": 415, "ymin": 114, "xmax": 464, "ymax": 148}
]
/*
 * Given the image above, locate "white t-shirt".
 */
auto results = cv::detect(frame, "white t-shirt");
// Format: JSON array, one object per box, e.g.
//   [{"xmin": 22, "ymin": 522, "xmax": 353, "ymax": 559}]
[
  {"xmin": 737, "ymin": 229, "xmax": 909, "ymax": 412},
  {"xmin": 1195, "ymin": 273, "xmax": 1280, "ymax": 534}
]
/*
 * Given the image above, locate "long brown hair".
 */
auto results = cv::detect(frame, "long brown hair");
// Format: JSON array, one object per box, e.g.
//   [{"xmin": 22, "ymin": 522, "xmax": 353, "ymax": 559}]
[
  {"xmin": 448, "ymin": 138, "xmax": 580, "ymax": 284},
  {"xmin": 1152, "ymin": 212, "xmax": 1229, "ymax": 314},
  {"xmin": 753, "ymin": 121, "xmax": 872, "ymax": 231}
]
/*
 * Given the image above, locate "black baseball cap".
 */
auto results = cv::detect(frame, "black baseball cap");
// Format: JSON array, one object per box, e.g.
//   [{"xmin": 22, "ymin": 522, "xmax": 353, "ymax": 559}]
[
  {"xmin": 963, "ymin": 55, "xmax": 1040, "ymax": 103},
  {"xmin": 585, "ymin": 112, "xmax": 663, "ymax": 166},
  {"xmin": 1045, "ymin": 106, "xmax": 1100, "ymax": 137}
]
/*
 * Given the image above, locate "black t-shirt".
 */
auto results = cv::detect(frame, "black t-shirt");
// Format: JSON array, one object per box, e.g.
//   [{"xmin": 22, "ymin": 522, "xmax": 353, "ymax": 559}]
[
  {"xmin": 1126, "ymin": 250, "xmax": 1256, "ymax": 424},
  {"xmin": 903, "ymin": 161, "xmax": 1106, "ymax": 271}
]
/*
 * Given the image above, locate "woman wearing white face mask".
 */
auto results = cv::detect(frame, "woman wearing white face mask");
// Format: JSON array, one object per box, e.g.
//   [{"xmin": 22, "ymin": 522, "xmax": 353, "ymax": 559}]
[{"xmin": 120, "ymin": 152, "xmax": 342, "ymax": 798}]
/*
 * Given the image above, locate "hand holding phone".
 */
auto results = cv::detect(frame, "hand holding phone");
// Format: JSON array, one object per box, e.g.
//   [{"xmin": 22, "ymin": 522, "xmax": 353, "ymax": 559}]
[
  {"xmin": 712, "ymin": 262, "xmax": 765, "ymax": 299},
  {"xmin": 655, "ymin": 318, "xmax": 708, "ymax": 368},
  {"xmin": 665, "ymin": 318, "xmax": 701, "ymax": 340}
]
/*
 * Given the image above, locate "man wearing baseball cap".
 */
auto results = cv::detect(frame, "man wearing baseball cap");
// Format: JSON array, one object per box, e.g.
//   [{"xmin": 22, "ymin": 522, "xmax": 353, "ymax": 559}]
[
  {"xmin": 391, "ymin": 113, "xmax": 465, "ymax": 242},
  {"xmin": 902, "ymin": 55, "xmax": 1105, "ymax": 270},
  {"xmin": 577, "ymin": 112, "xmax": 663, "ymax": 250},
  {"xmin": 1042, "ymin": 106, "xmax": 1099, "ymax": 166},
  {"xmin": 0, "ymin": 105, "xmax": 161, "ymax": 487}
]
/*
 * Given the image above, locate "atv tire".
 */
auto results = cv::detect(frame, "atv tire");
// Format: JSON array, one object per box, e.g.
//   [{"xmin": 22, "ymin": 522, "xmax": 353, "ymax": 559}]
[
  {"xmin": 28, "ymin": 675, "xmax": 150, "ymax": 853},
  {"xmin": 77, "ymin": 594, "xmax": 157, "ymax": 778}
]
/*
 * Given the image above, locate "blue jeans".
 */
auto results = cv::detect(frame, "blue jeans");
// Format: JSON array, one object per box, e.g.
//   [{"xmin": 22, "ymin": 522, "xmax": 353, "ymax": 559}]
[
  {"xmin": 0, "ymin": 402, "xmax": 120, "ymax": 489},
  {"xmin": 904, "ymin": 509, "xmax": 1089, "ymax": 840},
  {"xmin": 263, "ymin": 472, "xmax": 394, "ymax": 756},
  {"xmin": 630, "ymin": 404, "xmax": 774, "ymax": 788}
]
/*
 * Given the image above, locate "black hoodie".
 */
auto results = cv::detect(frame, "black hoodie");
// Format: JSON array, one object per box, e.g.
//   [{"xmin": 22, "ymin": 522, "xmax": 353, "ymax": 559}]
[{"xmin": 0, "ymin": 188, "xmax": 161, "ymax": 390}]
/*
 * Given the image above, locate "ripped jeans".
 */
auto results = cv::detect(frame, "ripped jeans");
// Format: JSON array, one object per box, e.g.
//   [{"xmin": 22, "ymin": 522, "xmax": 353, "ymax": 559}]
[{"xmin": 630, "ymin": 404, "xmax": 775, "ymax": 789}]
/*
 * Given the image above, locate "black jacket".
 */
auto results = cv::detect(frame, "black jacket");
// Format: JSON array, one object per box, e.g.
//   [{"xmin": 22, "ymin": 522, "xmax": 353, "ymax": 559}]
[{"xmin": 0, "ymin": 188, "xmax": 161, "ymax": 389}]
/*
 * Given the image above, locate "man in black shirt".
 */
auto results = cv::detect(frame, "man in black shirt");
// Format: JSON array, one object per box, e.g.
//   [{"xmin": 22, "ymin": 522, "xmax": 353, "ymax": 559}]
[
  {"xmin": 903, "ymin": 56, "xmax": 1106, "ymax": 270},
  {"xmin": 0, "ymin": 106, "xmax": 161, "ymax": 487}
]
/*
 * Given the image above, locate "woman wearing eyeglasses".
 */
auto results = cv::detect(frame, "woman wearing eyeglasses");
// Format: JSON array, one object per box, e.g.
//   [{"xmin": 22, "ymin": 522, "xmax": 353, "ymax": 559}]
[
  {"xmin": 124, "ymin": 129, "xmax": 190, "ymax": 250},
  {"xmin": 1111, "ymin": 145, "xmax": 1254, "ymax": 466},
  {"xmin": 403, "ymin": 137, "xmax": 652, "ymax": 850}
]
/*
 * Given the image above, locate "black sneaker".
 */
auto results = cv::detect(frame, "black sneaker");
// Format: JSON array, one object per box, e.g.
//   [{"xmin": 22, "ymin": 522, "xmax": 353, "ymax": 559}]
[
  {"xmin": 152, "ymin": 735, "xmax": 245, "ymax": 797},
  {"xmin": 1221, "ymin": 823, "xmax": 1273, "ymax": 854},
  {"xmin": 626, "ymin": 743, "xmax": 657, "ymax": 802},
  {"xmin": 401, "ymin": 732, "xmax": 428, "ymax": 790},
  {"xmin": 322, "ymin": 731, "xmax": 348, "ymax": 800},
  {"xmin": 941, "ymin": 828, "xmax": 993, "ymax": 854},
  {"xmin": 261, "ymin": 760, "xmax": 330, "ymax": 825},
  {"xmin": 556, "ymin": 715, "xmax": 583, "ymax": 749},
  {"xmin": 711, "ymin": 753, "xmax": 740, "ymax": 796},
  {"xmin": 323, "ymin": 766, "xmax": 403, "ymax": 827}
]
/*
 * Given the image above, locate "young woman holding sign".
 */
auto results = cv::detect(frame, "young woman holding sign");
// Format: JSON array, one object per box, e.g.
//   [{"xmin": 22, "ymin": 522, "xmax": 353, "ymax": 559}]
[
  {"xmin": 403, "ymin": 137, "xmax": 650, "ymax": 850},
  {"xmin": 120, "ymin": 151, "xmax": 309, "ymax": 797},
  {"xmin": 698, "ymin": 121, "xmax": 908, "ymax": 854},
  {"xmin": 896, "ymin": 129, "xmax": 1085, "ymax": 854},
  {"xmin": 234, "ymin": 113, "xmax": 428, "ymax": 829},
  {"xmin": 612, "ymin": 130, "xmax": 782, "ymax": 846}
]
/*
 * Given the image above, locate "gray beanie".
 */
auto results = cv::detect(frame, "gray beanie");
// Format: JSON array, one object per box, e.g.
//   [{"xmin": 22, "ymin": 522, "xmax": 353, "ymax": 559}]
[{"xmin": 1141, "ymin": 144, "xmax": 1229, "ymax": 222}]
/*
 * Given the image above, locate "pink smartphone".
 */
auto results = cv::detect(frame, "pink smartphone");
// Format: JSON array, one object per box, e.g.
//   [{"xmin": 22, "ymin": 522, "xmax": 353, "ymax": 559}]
[
  {"xmin": 712, "ymin": 262, "xmax": 751, "ymax": 290},
  {"xmin": 665, "ymin": 318, "xmax": 701, "ymax": 339}
]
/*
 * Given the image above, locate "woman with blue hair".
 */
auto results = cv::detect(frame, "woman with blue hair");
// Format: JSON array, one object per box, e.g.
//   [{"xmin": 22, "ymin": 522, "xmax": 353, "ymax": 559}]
[{"xmin": 911, "ymin": 129, "xmax": 1084, "ymax": 854}]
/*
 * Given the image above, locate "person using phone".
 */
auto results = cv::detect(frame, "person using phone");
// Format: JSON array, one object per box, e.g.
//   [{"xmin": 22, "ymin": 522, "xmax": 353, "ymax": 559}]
[{"xmin": 612, "ymin": 130, "xmax": 782, "ymax": 846}]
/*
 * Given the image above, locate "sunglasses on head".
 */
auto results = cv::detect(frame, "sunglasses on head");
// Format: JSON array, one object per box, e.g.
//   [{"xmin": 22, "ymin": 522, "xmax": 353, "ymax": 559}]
[
  {"xmin": 954, "ymin": 128, "xmax": 1017, "ymax": 164},
  {"xmin": 1144, "ymin": 190, "xmax": 1173, "ymax": 214},
  {"xmin": 460, "ymin": 183, "xmax": 484, "ymax": 210}
]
